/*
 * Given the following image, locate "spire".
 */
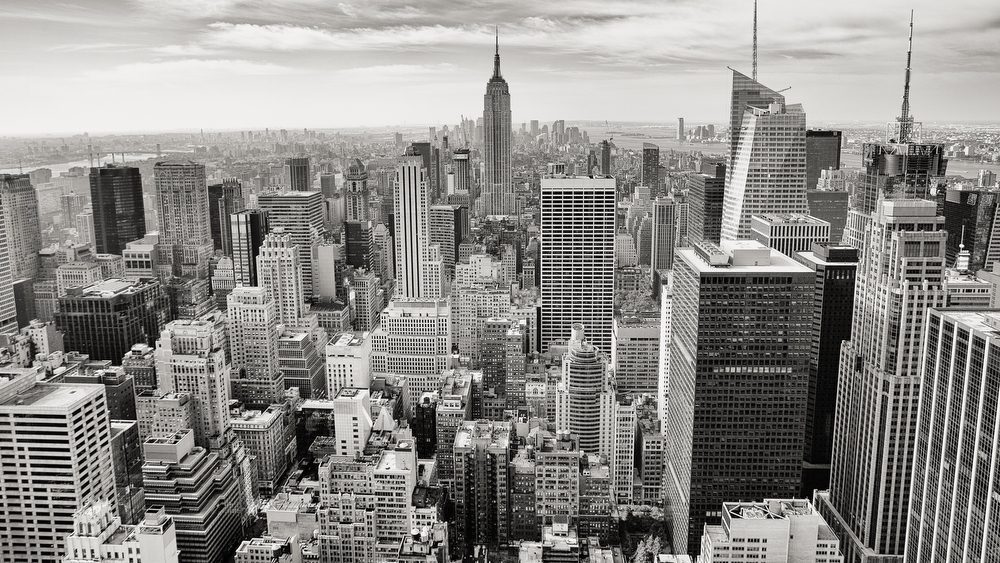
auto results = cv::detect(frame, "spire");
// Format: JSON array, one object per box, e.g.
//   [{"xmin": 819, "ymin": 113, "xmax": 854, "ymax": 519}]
[
  {"xmin": 492, "ymin": 26, "xmax": 502, "ymax": 78},
  {"xmin": 752, "ymin": 0, "xmax": 758, "ymax": 81},
  {"xmin": 898, "ymin": 10, "xmax": 915, "ymax": 143}
]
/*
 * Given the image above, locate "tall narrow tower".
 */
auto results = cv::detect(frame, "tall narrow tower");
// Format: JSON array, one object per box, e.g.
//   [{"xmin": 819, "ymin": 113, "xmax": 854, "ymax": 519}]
[{"xmin": 482, "ymin": 28, "xmax": 513, "ymax": 216}]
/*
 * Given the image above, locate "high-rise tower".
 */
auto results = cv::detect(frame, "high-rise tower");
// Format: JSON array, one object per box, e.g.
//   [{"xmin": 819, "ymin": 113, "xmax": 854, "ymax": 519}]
[
  {"xmin": 482, "ymin": 29, "xmax": 513, "ymax": 216},
  {"xmin": 344, "ymin": 158, "xmax": 369, "ymax": 222},
  {"xmin": 89, "ymin": 165, "xmax": 146, "ymax": 255},
  {"xmin": 540, "ymin": 175, "xmax": 616, "ymax": 354},
  {"xmin": 153, "ymin": 161, "xmax": 214, "ymax": 280},
  {"xmin": 818, "ymin": 200, "xmax": 946, "ymax": 562},
  {"xmin": 721, "ymin": 94, "xmax": 810, "ymax": 241},
  {"xmin": 394, "ymin": 156, "xmax": 444, "ymax": 299}
]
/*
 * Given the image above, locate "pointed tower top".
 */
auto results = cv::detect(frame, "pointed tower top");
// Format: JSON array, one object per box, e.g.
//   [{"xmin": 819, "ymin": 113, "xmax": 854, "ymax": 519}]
[
  {"xmin": 752, "ymin": 0, "xmax": 758, "ymax": 81},
  {"xmin": 492, "ymin": 26, "xmax": 502, "ymax": 79},
  {"xmin": 897, "ymin": 10, "xmax": 915, "ymax": 143}
]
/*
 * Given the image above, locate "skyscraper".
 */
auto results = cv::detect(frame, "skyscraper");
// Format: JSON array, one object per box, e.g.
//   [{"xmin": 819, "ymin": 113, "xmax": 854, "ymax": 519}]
[
  {"xmin": 227, "ymin": 286, "xmax": 285, "ymax": 407},
  {"xmin": 429, "ymin": 203, "xmax": 468, "ymax": 279},
  {"xmin": 728, "ymin": 69, "xmax": 784, "ymax": 169},
  {"xmin": 285, "ymin": 156, "xmax": 311, "ymax": 191},
  {"xmin": 818, "ymin": 200, "xmax": 947, "ymax": 562},
  {"xmin": 394, "ymin": 156, "xmax": 444, "ymax": 299},
  {"xmin": 344, "ymin": 158, "xmax": 369, "ymax": 222},
  {"xmin": 155, "ymin": 319, "xmax": 233, "ymax": 451},
  {"xmin": 599, "ymin": 140, "xmax": 612, "ymax": 176},
  {"xmin": 641, "ymin": 142, "xmax": 660, "ymax": 195},
  {"xmin": 665, "ymin": 240, "xmax": 812, "ymax": 554},
  {"xmin": 555, "ymin": 324, "xmax": 606, "ymax": 453},
  {"xmin": 793, "ymin": 243, "xmax": 857, "ymax": 495},
  {"xmin": 256, "ymin": 232, "xmax": 305, "ymax": 326},
  {"xmin": 942, "ymin": 186, "xmax": 997, "ymax": 271},
  {"xmin": 908, "ymin": 309, "xmax": 1000, "ymax": 561},
  {"xmin": 89, "ymin": 165, "xmax": 146, "ymax": 255},
  {"xmin": 721, "ymin": 95, "xmax": 810, "ymax": 241},
  {"xmin": 207, "ymin": 178, "xmax": 244, "ymax": 253},
  {"xmin": 0, "ymin": 373, "xmax": 116, "ymax": 563},
  {"xmin": 0, "ymin": 173, "xmax": 41, "ymax": 280},
  {"xmin": 482, "ymin": 32, "xmax": 513, "ymax": 216},
  {"xmin": 55, "ymin": 278, "xmax": 171, "ymax": 362},
  {"xmin": 805, "ymin": 130, "xmax": 842, "ymax": 189},
  {"xmin": 0, "ymin": 199, "xmax": 15, "ymax": 331},
  {"xmin": 230, "ymin": 209, "xmax": 270, "ymax": 287},
  {"xmin": 257, "ymin": 190, "xmax": 325, "ymax": 301},
  {"xmin": 650, "ymin": 195, "xmax": 676, "ymax": 274},
  {"xmin": 540, "ymin": 175, "xmax": 616, "ymax": 354},
  {"xmin": 153, "ymin": 161, "xmax": 214, "ymax": 280},
  {"xmin": 687, "ymin": 164, "xmax": 727, "ymax": 246}
]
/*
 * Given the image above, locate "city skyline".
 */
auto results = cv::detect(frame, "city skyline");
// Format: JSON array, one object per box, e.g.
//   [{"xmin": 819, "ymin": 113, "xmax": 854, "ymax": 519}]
[{"xmin": 1, "ymin": 0, "xmax": 998, "ymax": 135}]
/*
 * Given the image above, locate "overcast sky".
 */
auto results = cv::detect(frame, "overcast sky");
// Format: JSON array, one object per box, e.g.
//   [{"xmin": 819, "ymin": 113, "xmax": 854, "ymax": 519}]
[{"xmin": 1, "ymin": 0, "xmax": 997, "ymax": 135}]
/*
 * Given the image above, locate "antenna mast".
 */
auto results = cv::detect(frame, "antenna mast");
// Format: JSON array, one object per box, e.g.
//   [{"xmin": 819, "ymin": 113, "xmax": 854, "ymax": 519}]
[
  {"xmin": 898, "ymin": 10, "xmax": 915, "ymax": 143},
  {"xmin": 752, "ymin": 0, "xmax": 758, "ymax": 81}
]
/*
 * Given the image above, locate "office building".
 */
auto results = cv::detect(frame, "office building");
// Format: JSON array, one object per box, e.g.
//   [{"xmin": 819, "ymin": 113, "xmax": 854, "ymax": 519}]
[
  {"xmin": 907, "ymin": 309, "xmax": 1000, "ymax": 562},
  {"xmin": 63, "ymin": 502, "xmax": 180, "ymax": 563},
  {"xmin": 806, "ymin": 190, "xmax": 850, "ymax": 245},
  {"xmin": 230, "ymin": 209, "xmax": 270, "ymax": 287},
  {"xmin": 793, "ymin": 244, "xmax": 858, "ymax": 495},
  {"xmin": 942, "ymin": 186, "xmax": 997, "ymax": 271},
  {"xmin": 108, "ymin": 420, "xmax": 145, "ymax": 525},
  {"xmin": 258, "ymin": 190, "xmax": 325, "ymax": 301},
  {"xmin": 482, "ymin": 35, "xmax": 514, "ymax": 216},
  {"xmin": 0, "ymin": 373, "xmax": 116, "ymax": 563},
  {"xmin": 344, "ymin": 158, "xmax": 369, "ymax": 222},
  {"xmin": 553, "ymin": 324, "xmax": 605, "ymax": 454},
  {"xmin": 819, "ymin": 200, "xmax": 947, "ymax": 562},
  {"xmin": 853, "ymin": 141, "xmax": 947, "ymax": 217},
  {"xmin": 435, "ymin": 370, "xmax": 473, "ymax": 488},
  {"xmin": 721, "ymin": 96, "xmax": 810, "ymax": 241},
  {"xmin": 56, "ymin": 261, "xmax": 104, "ymax": 295},
  {"xmin": 1, "ymin": 173, "xmax": 41, "ymax": 280},
  {"xmin": 142, "ymin": 431, "xmax": 245, "ymax": 563},
  {"xmin": 453, "ymin": 420, "xmax": 513, "ymax": 552},
  {"xmin": 332, "ymin": 387, "xmax": 373, "ymax": 458},
  {"xmin": 155, "ymin": 319, "xmax": 232, "ymax": 451},
  {"xmin": 687, "ymin": 166, "xmax": 726, "ymax": 246},
  {"xmin": 153, "ymin": 161, "xmax": 214, "ymax": 280},
  {"xmin": 666, "ymin": 241, "xmax": 812, "ymax": 554},
  {"xmin": 207, "ymin": 178, "xmax": 244, "ymax": 253},
  {"xmin": 728, "ymin": 70, "xmax": 785, "ymax": 169},
  {"xmin": 371, "ymin": 298, "xmax": 451, "ymax": 413},
  {"xmin": 135, "ymin": 392, "xmax": 195, "ymax": 442},
  {"xmin": 55, "ymin": 278, "xmax": 170, "ymax": 362},
  {"xmin": 232, "ymin": 406, "xmax": 288, "ymax": 495},
  {"xmin": 256, "ymin": 232, "xmax": 306, "ymax": 326},
  {"xmin": 123, "ymin": 343, "xmax": 157, "ymax": 393},
  {"xmin": 227, "ymin": 286, "xmax": 285, "ymax": 407},
  {"xmin": 698, "ymin": 499, "xmax": 843, "ymax": 563},
  {"xmin": 394, "ymin": 156, "xmax": 445, "ymax": 299},
  {"xmin": 599, "ymin": 139, "xmax": 612, "ymax": 176},
  {"xmin": 277, "ymin": 329, "xmax": 326, "ymax": 399},
  {"xmin": 89, "ymin": 165, "xmax": 146, "ymax": 255},
  {"xmin": 429, "ymin": 203, "xmax": 468, "ymax": 278},
  {"xmin": 325, "ymin": 332, "xmax": 372, "ymax": 397},
  {"xmin": 452, "ymin": 148, "xmax": 471, "ymax": 195},
  {"xmin": 122, "ymin": 233, "xmax": 158, "ymax": 280},
  {"xmin": 650, "ymin": 195, "xmax": 676, "ymax": 274},
  {"xmin": 285, "ymin": 156, "xmax": 310, "ymax": 191},
  {"xmin": 641, "ymin": 142, "xmax": 660, "ymax": 195},
  {"xmin": 805, "ymin": 130, "xmax": 843, "ymax": 189},
  {"xmin": 540, "ymin": 175, "xmax": 616, "ymax": 354},
  {"xmin": 611, "ymin": 315, "xmax": 660, "ymax": 394},
  {"xmin": 750, "ymin": 213, "xmax": 831, "ymax": 257}
]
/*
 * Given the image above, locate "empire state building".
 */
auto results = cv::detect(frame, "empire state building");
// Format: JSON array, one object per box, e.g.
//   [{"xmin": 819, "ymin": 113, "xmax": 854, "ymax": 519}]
[{"xmin": 482, "ymin": 31, "xmax": 513, "ymax": 216}]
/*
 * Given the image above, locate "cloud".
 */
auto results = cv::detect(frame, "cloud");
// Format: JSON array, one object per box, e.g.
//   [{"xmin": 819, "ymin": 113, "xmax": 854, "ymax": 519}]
[
  {"xmin": 82, "ymin": 58, "xmax": 297, "ymax": 81},
  {"xmin": 47, "ymin": 43, "xmax": 142, "ymax": 53},
  {"xmin": 333, "ymin": 63, "xmax": 459, "ymax": 82}
]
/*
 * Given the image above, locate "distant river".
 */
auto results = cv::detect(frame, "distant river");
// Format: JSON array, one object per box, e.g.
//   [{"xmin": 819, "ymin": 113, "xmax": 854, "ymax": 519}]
[{"xmin": 0, "ymin": 152, "xmax": 179, "ymax": 176}]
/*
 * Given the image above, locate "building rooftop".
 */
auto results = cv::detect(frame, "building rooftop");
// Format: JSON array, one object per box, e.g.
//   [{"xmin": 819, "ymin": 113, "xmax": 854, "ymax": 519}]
[
  {"xmin": 66, "ymin": 278, "xmax": 153, "ymax": 298},
  {"xmin": 683, "ymin": 240, "xmax": 812, "ymax": 274},
  {"xmin": 751, "ymin": 213, "xmax": 830, "ymax": 225},
  {"xmin": 0, "ymin": 381, "xmax": 102, "ymax": 410}
]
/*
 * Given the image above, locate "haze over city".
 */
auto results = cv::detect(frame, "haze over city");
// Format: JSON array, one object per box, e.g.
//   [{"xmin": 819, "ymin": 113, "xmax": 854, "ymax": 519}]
[{"xmin": 1, "ymin": 0, "xmax": 999, "ymax": 134}]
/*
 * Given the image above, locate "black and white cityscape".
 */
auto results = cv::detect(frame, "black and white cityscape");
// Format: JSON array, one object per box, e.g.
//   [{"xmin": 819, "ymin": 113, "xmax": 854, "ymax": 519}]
[{"xmin": 1, "ymin": 0, "xmax": 999, "ymax": 562}]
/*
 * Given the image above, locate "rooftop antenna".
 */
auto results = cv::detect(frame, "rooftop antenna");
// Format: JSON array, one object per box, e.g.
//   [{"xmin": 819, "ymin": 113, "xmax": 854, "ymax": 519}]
[
  {"xmin": 492, "ymin": 25, "xmax": 501, "ymax": 78},
  {"xmin": 752, "ymin": 0, "xmax": 758, "ymax": 81},
  {"xmin": 898, "ymin": 10, "xmax": 915, "ymax": 143}
]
